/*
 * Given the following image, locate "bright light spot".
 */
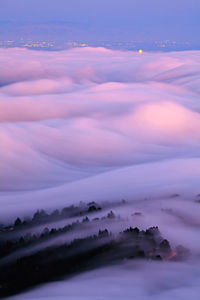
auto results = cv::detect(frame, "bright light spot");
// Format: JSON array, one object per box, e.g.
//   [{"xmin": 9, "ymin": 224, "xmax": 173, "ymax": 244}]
[
  {"xmin": 138, "ymin": 49, "xmax": 143, "ymax": 54},
  {"xmin": 166, "ymin": 252, "xmax": 177, "ymax": 260}
]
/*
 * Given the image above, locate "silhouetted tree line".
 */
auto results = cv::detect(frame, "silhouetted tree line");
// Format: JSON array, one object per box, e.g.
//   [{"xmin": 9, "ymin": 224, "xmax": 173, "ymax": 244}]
[
  {"xmin": 0, "ymin": 202, "xmax": 102, "ymax": 233},
  {"xmin": 0, "ymin": 225, "xmax": 189, "ymax": 299},
  {"xmin": 0, "ymin": 211, "xmax": 117, "ymax": 259}
]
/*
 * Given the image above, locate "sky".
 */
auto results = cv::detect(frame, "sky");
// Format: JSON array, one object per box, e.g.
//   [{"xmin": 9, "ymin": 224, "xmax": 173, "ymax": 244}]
[{"xmin": 0, "ymin": 0, "xmax": 200, "ymax": 45}]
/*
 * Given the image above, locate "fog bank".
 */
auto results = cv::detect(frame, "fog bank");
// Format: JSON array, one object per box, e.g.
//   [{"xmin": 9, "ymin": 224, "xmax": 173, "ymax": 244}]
[{"xmin": 1, "ymin": 47, "xmax": 200, "ymax": 299}]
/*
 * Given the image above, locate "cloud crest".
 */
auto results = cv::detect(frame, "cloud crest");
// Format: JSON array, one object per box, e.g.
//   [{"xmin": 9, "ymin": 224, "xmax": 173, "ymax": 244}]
[{"xmin": 0, "ymin": 47, "xmax": 200, "ymax": 192}]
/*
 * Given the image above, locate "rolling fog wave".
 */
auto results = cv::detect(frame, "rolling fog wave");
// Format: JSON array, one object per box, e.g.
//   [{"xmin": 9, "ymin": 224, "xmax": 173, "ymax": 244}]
[
  {"xmin": 0, "ymin": 47, "xmax": 200, "ymax": 195},
  {"xmin": 0, "ymin": 47, "xmax": 200, "ymax": 299}
]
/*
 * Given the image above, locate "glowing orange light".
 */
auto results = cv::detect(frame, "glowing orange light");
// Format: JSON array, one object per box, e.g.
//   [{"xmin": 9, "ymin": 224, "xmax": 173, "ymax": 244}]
[{"xmin": 166, "ymin": 251, "xmax": 177, "ymax": 260}]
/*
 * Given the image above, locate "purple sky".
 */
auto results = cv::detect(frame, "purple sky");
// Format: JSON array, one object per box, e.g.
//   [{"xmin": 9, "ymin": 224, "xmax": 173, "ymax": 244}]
[{"xmin": 0, "ymin": 0, "xmax": 200, "ymax": 45}]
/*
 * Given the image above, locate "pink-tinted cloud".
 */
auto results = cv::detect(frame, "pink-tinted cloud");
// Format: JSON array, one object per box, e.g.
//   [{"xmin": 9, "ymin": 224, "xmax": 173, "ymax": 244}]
[{"xmin": 0, "ymin": 47, "xmax": 199, "ymax": 192}]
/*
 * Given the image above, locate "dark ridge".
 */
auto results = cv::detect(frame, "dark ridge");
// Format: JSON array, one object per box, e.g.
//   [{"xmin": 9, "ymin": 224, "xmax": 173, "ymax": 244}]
[
  {"xmin": 0, "ymin": 211, "xmax": 118, "ymax": 259},
  {"xmin": 0, "ymin": 201, "xmax": 104, "ymax": 232},
  {"xmin": 0, "ymin": 199, "xmax": 129, "ymax": 233},
  {"xmin": 0, "ymin": 225, "xmax": 189, "ymax": 299}
]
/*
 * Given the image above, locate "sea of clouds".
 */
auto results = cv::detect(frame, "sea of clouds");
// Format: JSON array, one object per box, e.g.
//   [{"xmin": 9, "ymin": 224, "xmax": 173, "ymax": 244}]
[{"xmin": 1, "ymin": 47, "xmax": 200, "ymax": 299}]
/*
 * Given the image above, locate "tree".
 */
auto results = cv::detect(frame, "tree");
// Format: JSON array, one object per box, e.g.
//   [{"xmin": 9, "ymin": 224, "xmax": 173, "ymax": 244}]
[
  {"xmin": 32, "ymin": 210, "xmax": 48, "ymax": 222},
  {"xmin": 51, "ymin": 209, "xmax": 59, "ymax": 218},
  {"xmin": 88, "ymin": 205, "xmax": 97, "ymax": 212},
  {"xmin": 82, "ymin": 216, "xmax": 89, "ymax": 223},
  {"xmin": 14, "ymin": 217, "xmax": 22, "ymax": 227},
  {"xmin": 98, "ymin": 229, "xmax": 109, "ymax": 237},
  {"xmin": 107, "ymin": 211, "xmax": 115, "ymax": 219},
  {"xmin": 42, "ymin": 227, "xmax": 50, "ymax": 235},
  {"xmin": 160, "ymin": 239, "xmax": 171, "ymax": 254}
]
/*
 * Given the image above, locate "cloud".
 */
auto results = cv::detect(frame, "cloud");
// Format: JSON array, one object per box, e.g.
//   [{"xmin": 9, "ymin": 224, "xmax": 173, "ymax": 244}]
[
  {"xmin": 0, "ymin": 46, "xmax": 199, "ymax": 199},
  {"xmin": 0, "ymin": 47, "xmax": 200, "ymax": 299}
]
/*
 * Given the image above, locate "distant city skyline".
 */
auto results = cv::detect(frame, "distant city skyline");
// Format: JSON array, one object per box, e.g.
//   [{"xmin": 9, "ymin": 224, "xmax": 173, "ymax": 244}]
[{"xmin": 0, "ymin": 0, "xmax": 200, "ymax": 50}]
